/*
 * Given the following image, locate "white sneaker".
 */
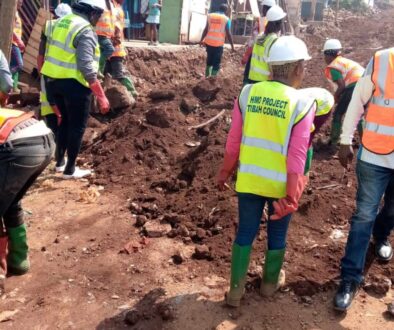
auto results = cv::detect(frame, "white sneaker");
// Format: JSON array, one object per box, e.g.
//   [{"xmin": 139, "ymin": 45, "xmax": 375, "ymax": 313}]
[
  {"xmin": 63, "ymin": 167, "xmax": 92, "ymax": 179},
  {"xmin": 55, "ymin": 157, "xmax": 67, "ymax": 173}
]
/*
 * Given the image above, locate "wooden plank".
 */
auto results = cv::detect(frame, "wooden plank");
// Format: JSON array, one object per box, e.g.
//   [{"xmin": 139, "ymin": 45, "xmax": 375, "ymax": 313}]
[{"xmin": 0, "ymin": 0, "xmax": 18, "ymax": 59}]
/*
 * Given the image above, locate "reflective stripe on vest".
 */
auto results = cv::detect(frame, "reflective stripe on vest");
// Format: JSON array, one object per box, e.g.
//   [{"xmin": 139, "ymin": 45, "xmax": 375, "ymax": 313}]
[
  {"xmin": 0, "ymin": 109, "xmax": 34, "ymax": 144},
  {"xmin": 325, "ymin": 56, "xmax": 364, "ymax": 87},
  {"xmin": 235, "ymin": 81, "xmax": 314, "ymax": 198},
  {"xmin": 12, "ymin": 12, "xmax": 22, "ymax": 45},
  {"xmin": 204, "ymin": 13, "xmax": 228, "ymax": 47},
  {"xmin": 112, "ymin": 3, "xmax": 127, "ymax": 58},
  {"xmin": 249, "ymin": 33, "xmax": 277, "ymax": 82},
  {"xmin": 41, "ymin": 14, "xmax": 100, "ymax": 88},
  {"xmin": 362, "ymin": 48, "xmax": 394, "ymax": 155},
  {"xmin": 96, "ymin": 9, "xmax": 115, "ymax": 37},
  {"xmin": 40, "ymin": 77, "xmax": 53, "ymax": 116}
]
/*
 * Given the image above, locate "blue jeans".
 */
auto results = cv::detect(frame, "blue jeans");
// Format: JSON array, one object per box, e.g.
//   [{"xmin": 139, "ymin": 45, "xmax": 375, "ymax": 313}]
[
  {"xmin": 10, "ymin": 45, "xmax": 23, "ymax": 74},
  {"xmin": 341, "ymin": 160, "xmax": 394, "ymax": 283},
  {"xmin": 235, "ymin": 193, "xmax": 292, "ymax": 250}
]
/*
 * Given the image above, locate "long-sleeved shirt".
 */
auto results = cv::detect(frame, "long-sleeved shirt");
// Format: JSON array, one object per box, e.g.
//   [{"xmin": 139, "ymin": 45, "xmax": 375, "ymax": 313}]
[
  {"xmin": 340, "ymin": 57, "xmax": 394, "ymax": 169},
  {"xmin": 226, "ymin": 96, "xmax": 316, "ymax": 175},
  {"xmin": 0, "ymin": 50, "xmax": 13, "ymax": 94}
]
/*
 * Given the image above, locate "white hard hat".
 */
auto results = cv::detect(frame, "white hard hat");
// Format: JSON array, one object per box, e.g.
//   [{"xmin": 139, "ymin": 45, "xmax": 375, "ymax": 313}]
[
  {"xmin": 267, "ymin": 36, "xmax": 311, "ymax": 65},
  {"xmin": 55, "ymin": 3, "xmax": 72, "ymax": 18},
  {"xmin": 323, "ymin": 39, "xmax": 342, "ymax": 52},
  {"xmin": 266, "ymin": 5, "xmax": 287, "ymax": 22},
  {"xmin": 262, "ymin": 0, "xmax": 277, "ymax": 6},
  {"xmin": 78, "ymin": 0, "xmax": 107, "ymax": 11}
]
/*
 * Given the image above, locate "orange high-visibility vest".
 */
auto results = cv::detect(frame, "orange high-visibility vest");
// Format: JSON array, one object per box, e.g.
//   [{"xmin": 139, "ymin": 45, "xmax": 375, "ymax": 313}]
[
  {"xmin": 112, "ymin": 2, "xmax": 126, "ymax": 58},
  {"xmin": 362, "ymin": 48, "xmax": 394, "ymax": 155},
  {"xmin": 324, "ymin": 56, "xmax": 364, "ymax": 87},
  {"xmin": 12, "ymin": 12, "xmax": 23, "ymax": 46},
  {"xmin": 96, "ymin": 7, "xmax": 115, "ymax": 38},
  {"xmin": 0, "ymin": 109, "xmax": 34, "ymax": 144},
  {"xmin": 204, "ymin": 13, "xmax": 229, "ymax": 47}
]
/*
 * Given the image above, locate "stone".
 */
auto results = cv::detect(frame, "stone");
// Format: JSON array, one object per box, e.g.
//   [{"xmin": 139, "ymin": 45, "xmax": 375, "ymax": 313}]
[
  {"xmin": 124, "ymin": 309, "xmax": 140, "ymax": 326},
  {"xmin": 148, "ymin": 89, "xmax": 175, "ymax": 101},
  {"xmin": 105, "ymin": 83, "xmax": 135, "ymax": 110},
  {"xmin": 135, "ymin": 215, "xmax": 148, "ymax": 227},
  {"xmin": 145, "ymin": 108, "xmax": 171, "ymax": 128},
  {"xmin": 364, "ymin": 275, "xmax": 392, "ymax": 295},
  {"xmin": 180, "ymin": 97, "xmax": 199, "ymax": 114},
  {"xmin": 143, "ymin": 221, "xmax": 172, "ymax": 238},
  {"xmin": 192, "ymin": 78, "xmax": 221, "ymax": 102},
  {"xmin": 193, "ymin": 245, "xmax": 212, "ymax": 260}
]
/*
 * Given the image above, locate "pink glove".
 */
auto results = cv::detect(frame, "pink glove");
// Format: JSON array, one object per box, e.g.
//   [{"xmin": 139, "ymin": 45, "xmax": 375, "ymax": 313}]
[
  {"xmin": 0, "ymin": 236, "xmax": 8, "ymax": 276},
  {"xmin": 216, "ymin": 151, "xmax": 238, "ymax": 191},
  {"xmin": 0, "ymin": 91, "xmax": 9, "ymax": 107},
  {"xmin": 37, "ymin": 55, "xmax": 44, "ymax": 73},
  {"xmin": 271, "ymin": 173, "xmax": 308, "ymax": 220},
  {"xmin": 51, "ymin": 105, "xmax": 62, "ymax": 126},
  {"xmin": 89, "ymin": 80, "xmax": 110, "ymax": 114}
]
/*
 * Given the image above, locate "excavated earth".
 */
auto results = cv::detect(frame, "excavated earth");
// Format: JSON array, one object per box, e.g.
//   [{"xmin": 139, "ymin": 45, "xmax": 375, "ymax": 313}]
[{"xmin": 84, "ymin": 7, "xmax": 394, "ymax": 300}]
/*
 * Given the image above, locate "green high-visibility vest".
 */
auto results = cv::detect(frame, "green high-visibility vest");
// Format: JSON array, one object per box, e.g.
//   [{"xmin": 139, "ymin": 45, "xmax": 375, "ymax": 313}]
[
  {"xmin": 41, "ymin": 13, "xmax": 100, "ymax": 87},
  {"xmin": 236, "ymin": 81, "xmax": 315, "ymax": 198},
  {"xmin": 249, "ymin": 33, "xmax": 278, "ymax": 82}
]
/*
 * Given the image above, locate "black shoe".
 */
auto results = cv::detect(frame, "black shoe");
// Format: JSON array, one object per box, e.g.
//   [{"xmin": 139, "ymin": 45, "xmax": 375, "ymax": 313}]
[
  {"xmin": 375, "ymin": 240, "xmax": 393, "ymax": 261},
  {"xmin": 334, "ymin": 280, "xmax": 359, "ymax": 312}
]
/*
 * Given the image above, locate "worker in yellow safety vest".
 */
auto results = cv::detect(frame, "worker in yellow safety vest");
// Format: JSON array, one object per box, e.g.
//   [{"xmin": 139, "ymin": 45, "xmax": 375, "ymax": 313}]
[
  {"xmin": 299, "ymin": 87, "xmax": 335, "ymax": 174},
  {"xmin": 247, "ymin": 5, "xmax": 286, "ymax": 84},
  {"xmin": 242, "ymin": 0, "xmax": 276, "ymax": 85},
  {"xmin": 333, "ymin": 47, "xmax": 394, "ymax": 312},
  {"xmin": 41, "ymin": 0, "xmax": 109, "ymax": 179},
  {"xmin": 37, "ymin": 3, "xmax": 72, "ymax": 134},
  {"xmin": 96, "ymin": 0, "xmax": 116, "ymax": 74},
  {"xmin": 10, "ymin": 0, "xmax": 25, "ymax": 92},
  {"xmin": 217, "ymin": 36, "xmax": 316, "ymax": 307},
  {"xmin": 0, "ymin": 106, "xmax": 55, "ymax": 295},
  {"xmin": 104, "ymin": 0, "xmax": 138, "ymax": 98},
  {"xmin": 323, "ymin": 39, "xmax": 364, "ymax": 146},
  {"xmin": 200, "ymin": 4, "xmax": 235, "ymax": 77}
]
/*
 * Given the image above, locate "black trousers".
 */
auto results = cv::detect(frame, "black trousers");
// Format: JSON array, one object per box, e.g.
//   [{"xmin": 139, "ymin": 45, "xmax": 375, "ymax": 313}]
[
  {"xmin": 104, "ymin": 56, "xmax": 127, "ymax": 80},
  {"xmin": 206, "ymin": 45, "xmax": 224, "ymax": 71},
  {"xmin": 333, "ymin": 85, "xmax": 355, "ymax": 124},
  {"xmin": 46, "ymin": 78, "xmax": 91, "ymax": 174},
  {"xmin": 0, "ymin": 134, "xmax": 54, "ymax": 230}
]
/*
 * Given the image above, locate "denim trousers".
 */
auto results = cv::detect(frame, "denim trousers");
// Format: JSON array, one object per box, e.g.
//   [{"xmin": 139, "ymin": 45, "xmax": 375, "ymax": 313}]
[
  {"xmin": 341, "ymin": 160, "xmax": 394, "ymax": 283},
  {"xmin": 0, "ymin": 134, "xmax": 54, "ymax": 230},
  {"xmin": 235, "ymin": 193, "xmax": 292, "ymax": 250}
]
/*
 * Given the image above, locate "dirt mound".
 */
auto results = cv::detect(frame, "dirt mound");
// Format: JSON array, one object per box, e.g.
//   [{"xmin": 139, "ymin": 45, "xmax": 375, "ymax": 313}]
[{"xmin": 84, "ymin": 10, "xmax": 394, "ymax": 300}]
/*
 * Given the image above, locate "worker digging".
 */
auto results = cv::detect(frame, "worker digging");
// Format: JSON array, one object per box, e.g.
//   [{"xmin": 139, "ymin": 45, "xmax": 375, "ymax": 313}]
[{"xmin": 0, "ymin": 0, "xmax": 393, "ymax": 327}]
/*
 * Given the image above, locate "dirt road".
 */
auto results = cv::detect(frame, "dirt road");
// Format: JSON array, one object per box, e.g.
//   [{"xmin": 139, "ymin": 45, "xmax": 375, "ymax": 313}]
[{"xmin": 1, "ymin": 7, "xmax": 394, "ymax": 330}]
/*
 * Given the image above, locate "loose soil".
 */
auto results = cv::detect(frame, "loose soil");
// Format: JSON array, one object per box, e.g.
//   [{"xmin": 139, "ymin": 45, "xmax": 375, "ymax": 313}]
[{"xmin": 1, "ymin": 7, "xmax": 394, "ymax": 330}]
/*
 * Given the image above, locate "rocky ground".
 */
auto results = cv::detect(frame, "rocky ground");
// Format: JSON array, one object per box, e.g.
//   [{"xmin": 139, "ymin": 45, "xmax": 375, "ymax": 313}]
[{"xmin": 1, "ymin": 7, "xmax": 394, "ymax": 330}]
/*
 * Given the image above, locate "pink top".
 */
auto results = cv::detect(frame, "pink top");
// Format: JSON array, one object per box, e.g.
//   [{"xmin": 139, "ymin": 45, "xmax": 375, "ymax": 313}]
[{"xmin": 225, "ymin": 99, "xmax": 315, "ymax": 174}]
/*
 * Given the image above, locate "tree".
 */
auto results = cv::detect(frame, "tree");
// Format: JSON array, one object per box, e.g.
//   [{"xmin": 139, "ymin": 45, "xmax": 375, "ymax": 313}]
[{"xmin": 0, "ymin": 0, "xmax": 18, "ymax": 61}]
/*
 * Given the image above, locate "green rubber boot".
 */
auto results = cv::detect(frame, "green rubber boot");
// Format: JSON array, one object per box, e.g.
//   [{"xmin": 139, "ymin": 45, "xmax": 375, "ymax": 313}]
[
  {"xmin": 260, "ymin": 248, "xmax": 286, "ymax": 297},
  {"xmin": 211, "ymin": 68, "xmax": 219, "ymax": 76},
  {"xmin": 330, "ymin": 121, "xmax": 342, "ymax": 146},
  {"xmin": 120, "ymin": 77, "xmax": 139, "ymax": 98},
  {"xmin": 12, "ymin": 72, "xmax": 20, "ymax": 93},
  {"xmin": 99, "ymin": 54, "xmax": 106, "ymax": 75},
  {"xmin": 205, "ymin": 66, "xmax": 212, "ymax": 77},
  {"xmin": 226, "ymin": 243, "xmax": 252, "ymax": 307},
  {"xmin": 304, "ymin": 147, "xmax": 314, "ymax": 175},
  {"xmin": 7, "ymin": 224, "xmax": 30, "ymax": 275}
]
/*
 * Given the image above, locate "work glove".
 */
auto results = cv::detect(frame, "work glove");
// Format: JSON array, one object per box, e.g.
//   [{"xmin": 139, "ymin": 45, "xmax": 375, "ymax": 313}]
[
  {"xmin": 37, "ymin": 54, "xmax": 44, "ymax": 73},
  {"xmin": 216, "ymin": 151, "xmax": 238, "ymax": 191},
  {"xmin": 0, "ymin": 91, "xmax": 9, "ymax": 107},
  {"xmin": 0, "ymin": 236, "xmax": 8, "ymax": 275},
  {"xmin": 338, "ymin": 144, "xmax": 354, "ymax": 169},
  {"xmin": 12, "ymin": 34, "xmax": 25, "ymax": 52},
  {"xmin": 51, "ymin": 105, "xmax": 62, "ymax": 126},
  {"xmin": 89, "ymin": 80, "xmax": 110, "ymax": 115},
  {"xmin": 271, "ymin": 173, "xmax": 308, "ymax": 220}
]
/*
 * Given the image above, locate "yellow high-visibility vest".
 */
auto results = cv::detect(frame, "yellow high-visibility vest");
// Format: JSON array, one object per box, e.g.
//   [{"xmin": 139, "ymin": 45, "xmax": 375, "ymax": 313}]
[
  {"xmin": 41, "ymin": 14, "xmax": 100, "ymax": 87},
  {"xmin": 299, "ymin": 87, "xmax": 334, "ymax": 117},
  {"xmin": 40, "ymin": 77, "xmax": 53, "ymax": 117},
  {"xmin": 236, "ymin": 81, "xmax": 315, "ymax": 198},
  {"xmin": 249, "ymin": 33, "xmax": 278, "ymax": 82}
]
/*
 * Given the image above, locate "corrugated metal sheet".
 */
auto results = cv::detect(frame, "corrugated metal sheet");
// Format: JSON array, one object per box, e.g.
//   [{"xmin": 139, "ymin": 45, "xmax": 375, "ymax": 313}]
[{"xmin": 19, "ymin": 0, "xmax": 42, "ymax": 43}]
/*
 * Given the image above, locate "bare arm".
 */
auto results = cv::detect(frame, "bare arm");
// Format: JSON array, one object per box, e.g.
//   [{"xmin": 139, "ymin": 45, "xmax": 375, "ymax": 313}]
[
  {"xmin": 200, "ymin": 22, "xmax": 209, "ymax": 44},
  {"xmin": 334, "ymin": 78, "xmax": 346, "ymax": 103}
]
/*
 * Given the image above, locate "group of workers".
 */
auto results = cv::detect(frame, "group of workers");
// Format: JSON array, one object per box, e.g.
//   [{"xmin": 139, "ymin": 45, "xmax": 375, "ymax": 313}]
[
  {"xmin": 0, "ymin": 0, "xmax": 393, "ymax": 319},
  {"xmin": 215, "ymin": 0, "xmax": 393, "ymax": 314}
]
